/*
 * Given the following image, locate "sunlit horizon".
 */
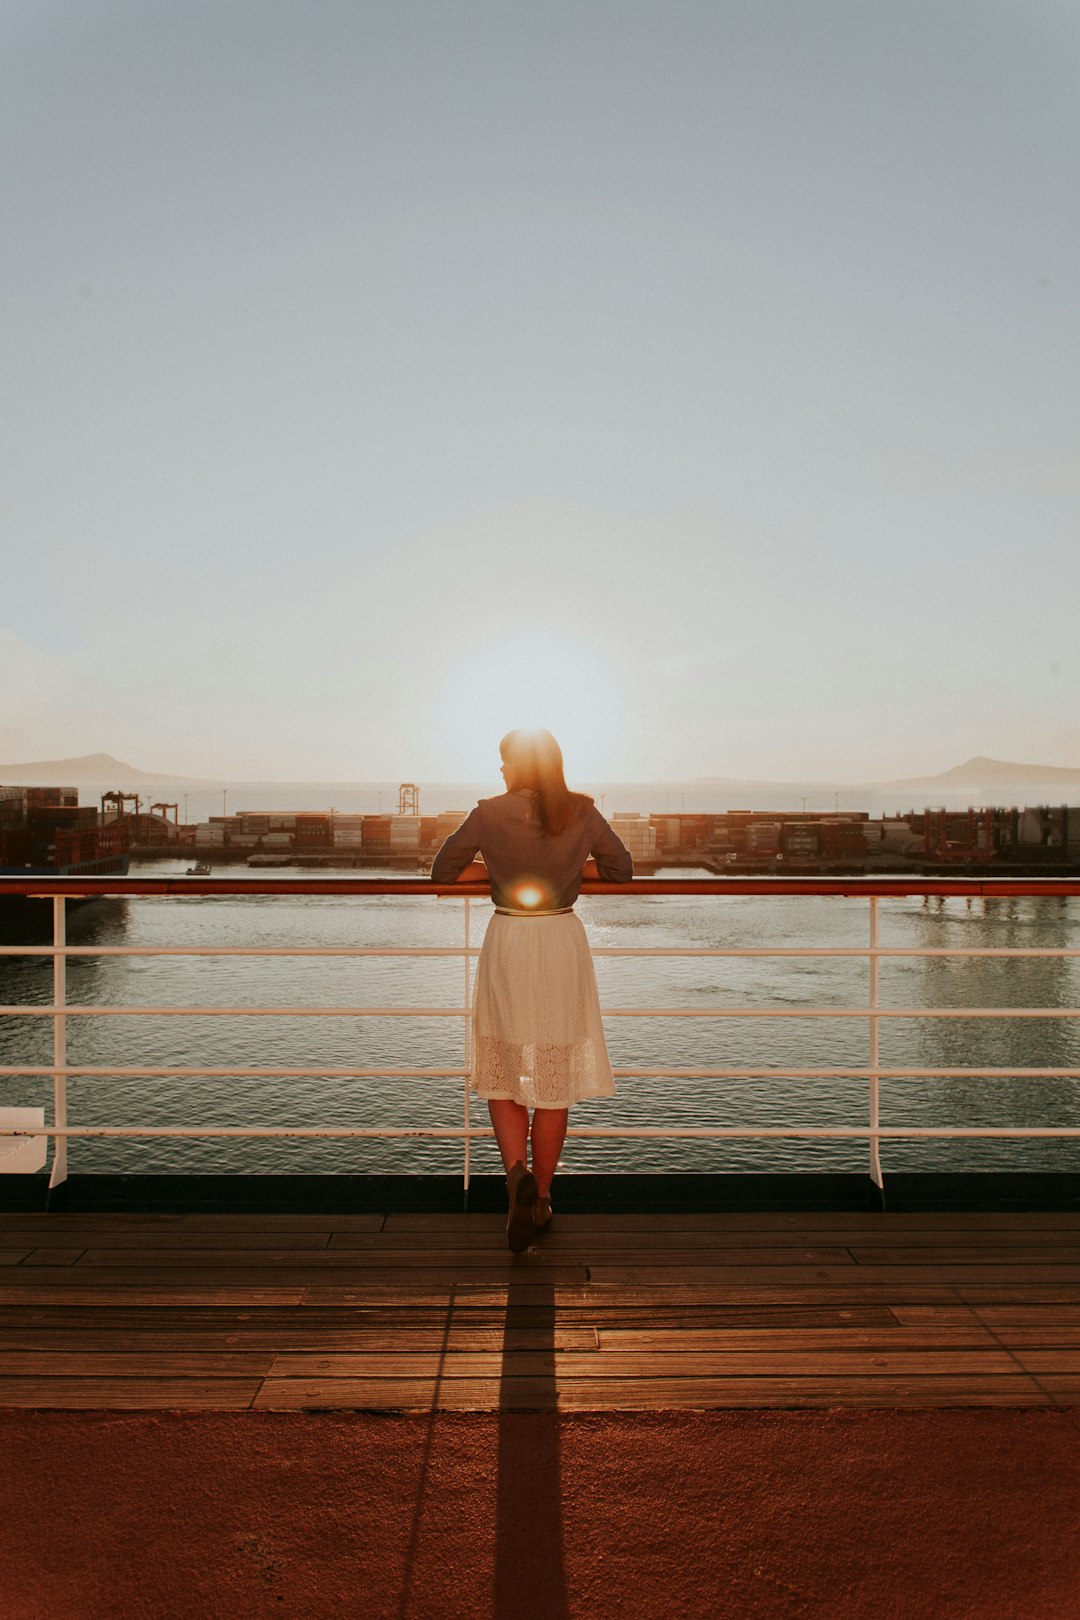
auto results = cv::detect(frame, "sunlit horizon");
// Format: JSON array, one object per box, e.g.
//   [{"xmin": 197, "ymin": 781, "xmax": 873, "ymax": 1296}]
[{"xmin": 425, "ymin": 633, "xmax": 631, "ymax": 782}]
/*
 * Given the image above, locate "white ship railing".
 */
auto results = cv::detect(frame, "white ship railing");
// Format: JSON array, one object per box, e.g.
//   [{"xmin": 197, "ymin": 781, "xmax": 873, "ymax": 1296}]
[{"xmin": 1, "ymin": 875, "xmax": 1079, "ymax": 1190}]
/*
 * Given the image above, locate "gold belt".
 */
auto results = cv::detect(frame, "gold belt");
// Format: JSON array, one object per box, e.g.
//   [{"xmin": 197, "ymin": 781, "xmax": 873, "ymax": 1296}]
[{"xmin": 493, "ymin": 905, "xmax": 574, "ymax": 917}]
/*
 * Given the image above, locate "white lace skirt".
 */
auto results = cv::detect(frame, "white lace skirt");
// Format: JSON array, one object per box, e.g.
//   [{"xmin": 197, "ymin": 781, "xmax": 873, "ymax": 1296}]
[{"xmin": 471, "ymin": 912, "xmax": 617, "ymax": 1109}]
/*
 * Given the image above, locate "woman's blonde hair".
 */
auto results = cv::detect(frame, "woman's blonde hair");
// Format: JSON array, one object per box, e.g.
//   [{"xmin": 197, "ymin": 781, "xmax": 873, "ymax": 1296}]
[{"xmin": 500, "ymin": 729, "xmax": 592, "ymax": 836}]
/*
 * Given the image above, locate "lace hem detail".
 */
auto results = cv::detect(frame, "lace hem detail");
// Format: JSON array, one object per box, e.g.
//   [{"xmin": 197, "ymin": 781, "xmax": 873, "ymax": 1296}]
[{"xmin": 472, "ymin": 1034, "xmax": 616, "ymax": 1109}]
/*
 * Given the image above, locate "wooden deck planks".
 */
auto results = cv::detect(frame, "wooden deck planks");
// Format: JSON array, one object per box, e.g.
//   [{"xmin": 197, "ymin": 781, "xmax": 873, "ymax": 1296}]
[
  {"xmin": 262, "ymin": 1348, "xmax": 1025, "ymax": 1376},
  {"xmin": 383, "ymin": 1211, "xmax": 1080, "ymax": 1231},
  {"xmin": 73, "ymin": 1247, "xmax": 590, "ymax": 1268},
  {"xmin": 0, "ymin": 1267, "xmax": 592, "ymax": 1290},
  {"xmin": 0, "ymin": 1213, "xmax": 387, "ymax": 1231},
  {"xmin": 250, "ymin": 1375, "xmax": 1052, "ymax": 1411},
  {"xmin": 0, "ymin": 1377, "xmax": 262, "ymax": 1409},
  {"xmin": 372, "ymin": 1224, "xmax": 1080, "ymax": 1250},
  {"xmin": 0, "ymin": 1287, "xmax": 309, "ymax": 1306},
  {"xmin": 586, "ymin": 1264, "xmax": 1080, "ymax": 1285},
  {"xmin": 0, "ymin": 1229, "xmax": 337, "ymax": 1250},
  {"xmin": 0, "ymin": 1327, "xmax": 602, "ymax": 1354},
  {"xmin": 75, "ymin": 1244, "xmax": 861, "ymax": 1269},
  {"xmin": 0, "ymin": 1351, "xmax": 274, "ymax": 1376},
  {"xmin": 0, "ymin": 1209, "xmax": 1076, "ymax": 1409},
  {"xmin": 847, "ymin": 1246, "xmax": 1080, "ymax": 1265},
  {"xmin": 329, "ymin": 1233, "xmax": 863, "ymax": 1260}
]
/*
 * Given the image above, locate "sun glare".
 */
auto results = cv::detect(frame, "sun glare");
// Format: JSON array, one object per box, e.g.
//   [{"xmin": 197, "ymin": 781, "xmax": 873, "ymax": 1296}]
[{"xmin": 430, "ymin": 635, "xmax": 628, "ymax": 780}]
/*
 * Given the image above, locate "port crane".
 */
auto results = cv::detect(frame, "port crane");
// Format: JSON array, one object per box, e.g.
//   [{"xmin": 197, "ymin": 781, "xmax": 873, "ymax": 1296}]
[{"xmin": 101, "ymin": 790, "xmax": 141, "ymax": 820}]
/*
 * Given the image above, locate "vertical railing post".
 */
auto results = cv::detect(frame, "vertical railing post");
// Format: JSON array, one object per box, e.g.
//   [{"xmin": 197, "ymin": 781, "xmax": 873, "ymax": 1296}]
[
  {"xmin": 49, "ymin": 895, "xmax": 68, "ymax": 1189},
  {"xmin": 868, "ymin": 896, "xmax": 883, "ymax": 1189},
  {"xmin": 463, "ymin": 897, "xmax": 472, "ymax": 1193}
]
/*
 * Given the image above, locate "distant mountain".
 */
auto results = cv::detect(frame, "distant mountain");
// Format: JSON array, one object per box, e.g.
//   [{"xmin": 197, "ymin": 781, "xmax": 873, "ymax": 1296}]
[
  {"xmin": 692, "ymin": 755, "xmax": 1080, "ymax": 791},
  {"xmin": 0, "ymin": 752, "xmax": 211, "ymax": 785},
  {"xmin": 5, "ymin": 750, "xmax": 1078, "ymax": 793},
  {"xmin": 886, "ymin": 755, "xmax": 1080, "ymax": 788}
]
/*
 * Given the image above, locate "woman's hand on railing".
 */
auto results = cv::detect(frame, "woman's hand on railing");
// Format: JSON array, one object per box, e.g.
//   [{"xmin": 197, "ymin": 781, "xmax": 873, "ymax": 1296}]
[{"xmin": 454, "ymin": 861, "xmax": 489, "ymax": 884}]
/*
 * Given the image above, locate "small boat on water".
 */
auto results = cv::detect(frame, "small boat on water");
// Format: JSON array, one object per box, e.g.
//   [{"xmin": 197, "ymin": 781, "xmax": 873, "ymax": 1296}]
[{"xmin": 186, "ymin": 862, "xmax": 212, "ymax": 876}]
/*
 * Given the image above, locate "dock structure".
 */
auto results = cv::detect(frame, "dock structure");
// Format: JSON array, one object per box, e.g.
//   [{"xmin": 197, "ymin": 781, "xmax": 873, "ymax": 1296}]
[{"xmin": 0, "ymin": 1204, "xmax": 1078, "ymax": 1411}]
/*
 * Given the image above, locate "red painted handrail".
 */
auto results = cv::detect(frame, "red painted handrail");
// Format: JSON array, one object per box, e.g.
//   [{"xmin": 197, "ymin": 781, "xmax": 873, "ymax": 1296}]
[{"xmin": 2, "ymin": 875, "xmax": 1080, "ymax": 898}]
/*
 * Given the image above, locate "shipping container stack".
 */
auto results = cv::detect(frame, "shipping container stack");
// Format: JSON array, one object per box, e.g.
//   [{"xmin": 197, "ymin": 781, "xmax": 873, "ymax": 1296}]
[
  {"xmin": 819, "ymin": 820, "xmax": 871, "ymax": 862},
  {"xmin": 26, "ymin": 786, "xmax": 79, "ymax": 809},
  {"xmin": 30, "ymin": 800, "xmax": 91, "ymax": 865},
  {"xmin": 611, "ymin": 814, "xmax": 657, "ymax": 864},
  {"xmin": 362, "ymin": 815, "xmax": 392, "ymax": 856},
  {"xmin": 780, "ymin": 821, "xmax": 820, "ymax": 861},
  {"xmin": 0, "ymin": 786, "xmax": 30, "ymax": 868},
  {"xmin": 435, "ymin": 811, "xmax": 468, "ymax": 844},
  {"xmin": 389, "ymin": 814, "xmax": 420, "ymax": 850},
  {"xmin": 332, "ymin": 814, "xmax": 366, "ymax": 849},
  {"xmin": 0, "ymin": 785, "xmax": 130, "ymax": 873},
  {"xmin": 295, "ymin": 814, "xmax": 332, "ymax": 849}
]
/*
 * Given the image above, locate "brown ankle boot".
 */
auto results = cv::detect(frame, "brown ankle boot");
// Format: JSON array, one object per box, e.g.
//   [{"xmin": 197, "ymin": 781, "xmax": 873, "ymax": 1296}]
[{"xmin": 505, "ymin": 1161, "xmax": 539, "ymax": 1253}]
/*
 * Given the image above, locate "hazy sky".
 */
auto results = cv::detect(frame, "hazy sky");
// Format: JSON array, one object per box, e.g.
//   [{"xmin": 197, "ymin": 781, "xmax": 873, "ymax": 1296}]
[{"xmin": 3, "ymin": 1, "xmax": 1078, "ymax": 783}]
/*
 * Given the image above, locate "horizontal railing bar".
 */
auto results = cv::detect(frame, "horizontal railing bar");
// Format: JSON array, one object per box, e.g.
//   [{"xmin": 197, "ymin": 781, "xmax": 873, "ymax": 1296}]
[
  {"xmin": 4, "ymin": 1125, "xmax": 1080, "ymax": 1140},
  {"xmin": 620, "ymin": 1067, "xmax": 1080, "ymax": 1078},
  {"xmin": 619, "ymin": 1007, "xmax": 1080, "ymax": 1019},
  {"xmin": 597, "ymin": 947, "xmax": 1080, "ymax": 957},
  {"xmin": 5, "ymin": 876, "xmax": 1080, "ymax": 897},
  {"xmin": 601, "ymin": 1007, "xmax": 1080, "ymax": 1019},
  {"xmin": 0, "ymin": 1126, "xmax": 491, "ymax": 1140},
  {"xmin": 601, "ymin": 946, "xmax": 1080, "ymax": 958},
  {"xmin": 0, "ymin": 1006, "xmax": 467, "ymax": 1018},
  {"xmin": 0, "ymin": 1067, "xmax": 471, "ymax": 1078},
  {"xmin": 4, "ymin": 1066, "xmax": 1080, "ymax": 1080},
  {"xmin": 4, "ymin": 1005, "xmax": 1079, "ymax": 1019},
  {"xmin": 4, "ymin": 944, "xmax": 1080, "ymax": 959},
  {"xmin": 568, "ymin": 1126, "xmax": 1080, "ymax": 1139},
  {"xmin": 0, "ymin": 946, "xmax": 482, "ymax": 958}
]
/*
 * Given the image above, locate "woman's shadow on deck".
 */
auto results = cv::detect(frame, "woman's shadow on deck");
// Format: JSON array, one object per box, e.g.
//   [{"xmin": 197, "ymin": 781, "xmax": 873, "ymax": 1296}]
[
  {"xmin": 396, "ymin": 1276, "xmax": 570, "ymax": 1619},
  {"xmin": 494, "ymin": 1278, "xmax": 570, "ymax": 1618}
]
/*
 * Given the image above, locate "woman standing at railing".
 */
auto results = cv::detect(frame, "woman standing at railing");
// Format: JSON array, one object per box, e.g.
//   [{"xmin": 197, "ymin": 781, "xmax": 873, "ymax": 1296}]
[{"xmin": 431, "ymin": 729, "xmax": 633, "ymax": 1250}]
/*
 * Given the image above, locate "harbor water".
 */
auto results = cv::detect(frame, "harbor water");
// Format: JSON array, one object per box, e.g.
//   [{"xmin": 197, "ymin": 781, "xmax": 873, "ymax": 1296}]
[{"xmin": 2, "ymin": 864, "xmax": 1079, "ymax": 1178}]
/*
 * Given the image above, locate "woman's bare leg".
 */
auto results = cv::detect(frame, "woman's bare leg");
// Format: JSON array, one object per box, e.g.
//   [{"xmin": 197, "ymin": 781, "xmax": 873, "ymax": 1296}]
[
  {"xmin": 488, "ymin": 1100, "xmax": 530, "ymax": 1173},
  {"xmin": 530, "ymin": 1107, "xmax": 568, "ymax": 1197}
]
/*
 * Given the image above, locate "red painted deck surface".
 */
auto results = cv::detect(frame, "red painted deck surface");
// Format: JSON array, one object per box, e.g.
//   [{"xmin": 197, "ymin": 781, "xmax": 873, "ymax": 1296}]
[{"xmin": 2, "ymin": 1209, "xmax": 1079, "ymax": 1616}]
